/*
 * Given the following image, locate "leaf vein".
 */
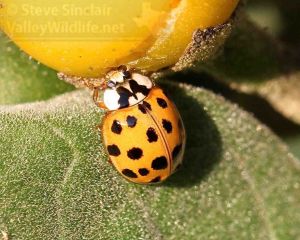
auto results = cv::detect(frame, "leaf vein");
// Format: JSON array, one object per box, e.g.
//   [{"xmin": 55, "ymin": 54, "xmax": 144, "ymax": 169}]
[{"xmin": 45, "ymin": 121, "xmax": 82, "ymax": 239}]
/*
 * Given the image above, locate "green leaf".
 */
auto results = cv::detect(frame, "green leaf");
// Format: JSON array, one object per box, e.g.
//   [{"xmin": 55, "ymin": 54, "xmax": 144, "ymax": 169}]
[
  {"xmin": 0, "ymin": 32, "xmax": 74, "ymax": 105},
  {"xmin": 0, "ymin": 83, "xmax": 299, "ymax": 240},
  {"xmin": 285, "ymin": 135, "xmax": 300, "ymax": 160}
]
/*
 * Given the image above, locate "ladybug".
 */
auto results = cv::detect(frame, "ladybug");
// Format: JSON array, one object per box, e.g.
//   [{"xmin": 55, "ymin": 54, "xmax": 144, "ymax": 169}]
[{"xmin": 94, "ymin": 66, "xmax": 186, "ymax": 184}]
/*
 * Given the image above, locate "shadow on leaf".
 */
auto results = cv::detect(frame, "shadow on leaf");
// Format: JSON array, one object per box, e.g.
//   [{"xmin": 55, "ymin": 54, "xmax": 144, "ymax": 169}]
[
  {"xmin": 167, "ymin": 70, "xmax": 300, "ymax": 137},
  {"xmin": 159, "ymin": 83, "xmax": 223, "ymax": 188}
]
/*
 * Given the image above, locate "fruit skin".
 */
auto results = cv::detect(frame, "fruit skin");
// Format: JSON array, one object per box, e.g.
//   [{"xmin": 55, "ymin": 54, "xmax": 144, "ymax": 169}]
[
  {"xmin": 130, "ymin": 0, "xmax": 240, "ymax": 72},
  {"xmin": 102, "ymin": 86, "xmax": 186, "ymax": 184},
  {"xmin": 0, "ymin": 0, "xmax": 239, "ymax": 78}
]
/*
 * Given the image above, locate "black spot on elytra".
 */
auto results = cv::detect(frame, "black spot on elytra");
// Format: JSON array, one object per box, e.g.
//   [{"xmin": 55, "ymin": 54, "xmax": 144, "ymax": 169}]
[
  {"xmin": 157, "ymin": 98, "xmax": 168, "ymax": 109},
  {"xmin": 122, "ymin": 169, "xmax": 138, "ymax": 178},
  {"xmin": 172, "ymin": 144, "xmax": 182, "ymax": 159},
  {"xmin": 127, "ymin": 116, "xmax": 137, "ymax": 128},
  {"xmin": 117, "ymin": 87, "xmax": 135, "ymax": 108},
  {"xmin": 138, "ymin": 168, "xmax": 149, "ymax": 176},
  {"xmin": 150, "ymin": 176, "xmax": 161, "ymax": 183},
  {"xmin": 111, "ymin": 120, "xmax": 122, "ymax": 134},
  {"xmin": 138, "ymin": 104, "xmax": 147, "ymax": 114},
  {"xmin": 162, "ymin": 119, "xmax": 173, "ymax": 133},
  {"xmin": 129, "ymin": 79, "xmax": 150, "ymax": 97},
  {"xmin": 107, "ymin": 145, "xmax": 121, "ymax": 157},
  {"xmin": 147, "ymin": 128, "xmax": 158, "ymax": 143},
  {"xmin": 143, "ymin": 101, "xmax": 152, "ymax": 111},
  {"xmin": 127, "ymin": 147, "xmax": 143, "ymax": 160},
  {"xmin": 152, "ymin": 156, "xmax": 168, "ymax": 170}
]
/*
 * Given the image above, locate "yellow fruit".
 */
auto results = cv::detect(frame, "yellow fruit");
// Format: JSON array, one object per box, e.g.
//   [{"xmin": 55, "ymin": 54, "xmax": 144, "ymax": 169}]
[{"xmin": 0, "ymin": 0, "xmax": 239, "ymax": 77}]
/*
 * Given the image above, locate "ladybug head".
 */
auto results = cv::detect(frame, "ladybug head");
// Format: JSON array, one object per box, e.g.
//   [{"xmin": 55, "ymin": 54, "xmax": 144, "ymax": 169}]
[
  {"xmin": 103, "ymin": 66, "xmax": 153, "ymax": 111},
  {"xmin": 105, "ymin": 65, "xmax": 132, "ymax": 89}
]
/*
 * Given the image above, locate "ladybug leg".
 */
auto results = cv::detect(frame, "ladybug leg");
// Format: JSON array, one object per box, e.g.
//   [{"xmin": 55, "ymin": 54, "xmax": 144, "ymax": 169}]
[
  {"xmin": 107, "ymin": 159, "xmax": 113, "ymax": 165},
  {"xmin": 93, "ymin": 87, "xmax": 99, "ymax": 102},
  {"xmin": 94, "ymin": 123, "xmax": 102, "ymax": 131}
]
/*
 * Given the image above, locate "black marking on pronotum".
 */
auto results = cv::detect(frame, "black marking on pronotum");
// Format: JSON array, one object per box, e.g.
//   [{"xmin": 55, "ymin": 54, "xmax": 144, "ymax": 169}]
[
  {"xmin": 138, "ymin": 168, "xmax": 150, "ymax": 176},
  {"xmin": 157, "ymin": 98, "xmax": 168, "ymax": 109},
  {"xmin": 117, "ymin": 87, "xmax": 135, "ymax": 109},
  {"xmin": 107, "ymin": 145, "xmax": 121, "ymax": 157},
  {"xmin": 111, "ymin": 120, "xmax": 122, "ymax": 134},
  {"xmin": 162, "ymin": 119, "xmax": 173, "ymax": 133},
  {"xmin": 150, "ymin": 176, "xmax": 161, "ymax": 183},
  {"xmin": 127, "ymin": 147, "xmax": 143, "ymax": 160},
  {"xmin": 151, "ymin": 156, "xmax": 168, "ymax": 170},
  {"xmin": 129, "ymin": 79, "xmax": 150, "ymax": 97},
  {"xmin": 147, "ymin": 128, "xmax": 158, "ymax": 143},
  {"xmin": 127, "ymin": 116, "xmax": 137, "ymax": 128},
  {"xmin": 122, "ymin": 169, "xmax": 138, "ymax": 178}
]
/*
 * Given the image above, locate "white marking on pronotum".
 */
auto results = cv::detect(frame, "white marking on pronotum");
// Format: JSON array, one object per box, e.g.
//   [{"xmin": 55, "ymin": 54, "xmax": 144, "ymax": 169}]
[
  {"xmin": 132, "ymin": 73, "xmax": 153, "ymax": 89},
  {"xmin": 104, "ymin": 89, "xmax": 121, "ymax": 111},
  {"xmin": 128, "ymin": 93, "xmax": 145, "ymax": 106}
]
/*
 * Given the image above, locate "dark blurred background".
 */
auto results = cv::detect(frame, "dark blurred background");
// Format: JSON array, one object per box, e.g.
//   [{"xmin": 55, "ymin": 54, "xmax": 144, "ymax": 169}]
[{"xmin": 245, "ymin": 0, "xmax": 300, "ymax": 158}]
